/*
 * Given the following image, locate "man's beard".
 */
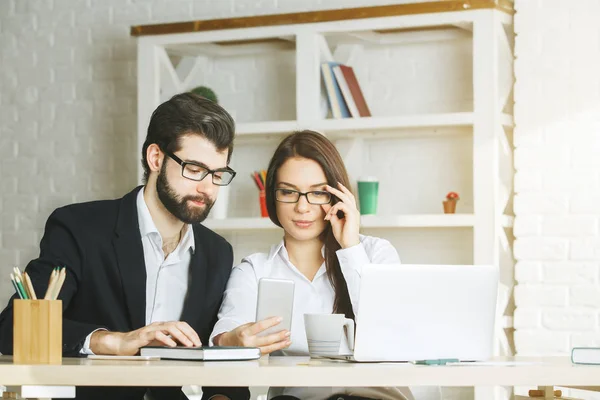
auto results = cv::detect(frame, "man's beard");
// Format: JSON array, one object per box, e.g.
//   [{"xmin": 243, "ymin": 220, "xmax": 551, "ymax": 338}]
[{"xmin": 156, "ymin": 164, "xmax": 214, "ymax": 224}]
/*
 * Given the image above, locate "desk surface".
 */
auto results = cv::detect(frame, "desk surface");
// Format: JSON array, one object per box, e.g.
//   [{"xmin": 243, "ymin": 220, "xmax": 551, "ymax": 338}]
[{"xmin": 1, "ymin": 356, "xmax": 600, "ymax": 387}]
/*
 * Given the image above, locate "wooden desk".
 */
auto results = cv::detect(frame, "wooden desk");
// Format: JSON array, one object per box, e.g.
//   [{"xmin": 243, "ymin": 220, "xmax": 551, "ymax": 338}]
[{"xmin": 1, "ymin": 356, "xmax": 599, "ymax": 398}]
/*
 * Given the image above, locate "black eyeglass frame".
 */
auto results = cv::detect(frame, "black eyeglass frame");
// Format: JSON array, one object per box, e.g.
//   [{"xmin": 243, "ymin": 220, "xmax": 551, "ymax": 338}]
[
  {"xmin": 274, "ymin": 188, "xmax": 332, "ymax": 205},
  {"xmin": 163, "ymin": 149, "xmax": 236, "ymax": 186}
]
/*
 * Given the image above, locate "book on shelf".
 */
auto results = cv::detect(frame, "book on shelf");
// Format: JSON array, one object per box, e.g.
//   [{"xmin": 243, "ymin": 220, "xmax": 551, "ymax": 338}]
[
  {"xmin": 321, "ymin": 62, "xmax": 350, "ymax": 119},
  {"xmin": 140, "ymin": 345, "xmax": 261, "ymax": 361},
  {"xmin": 571, "ymin": 347, "xmax": 600, "ymax": 365},
  {"xmin": 332, "ymin": 65, "xmax": 360, "ymax": 118},
  {"xmin": 321, "ymin": 62, "xmax": 371, "ymax": 119},
  {"xmin": 334, "ymin": 64, "xmax": 371, "ymax": 117}
]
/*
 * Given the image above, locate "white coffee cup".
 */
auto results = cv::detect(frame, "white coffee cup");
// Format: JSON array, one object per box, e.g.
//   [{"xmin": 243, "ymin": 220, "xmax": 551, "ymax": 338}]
[
  {"xmin": 304, "ymin": 313, "xmax": 355, "ymax": 356},
  {"xmin": 209, "ymin": 185, "xmax": 229, "ymax": 219}
]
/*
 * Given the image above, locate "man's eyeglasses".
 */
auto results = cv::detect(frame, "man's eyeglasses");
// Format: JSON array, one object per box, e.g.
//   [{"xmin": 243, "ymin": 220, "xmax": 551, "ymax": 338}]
[
  {"xmin": 275, "ymin": 188, "xmax": 332, "ymax": 205},
  {"xmin": 163, "ymin": 149, "xmax": 236, "ymax": 186}
]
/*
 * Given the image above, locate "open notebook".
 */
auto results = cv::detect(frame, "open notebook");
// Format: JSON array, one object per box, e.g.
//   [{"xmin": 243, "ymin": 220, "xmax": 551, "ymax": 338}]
[{"xmin": 140, "ymin": 346, "xmax": 261, "ymax": 361}]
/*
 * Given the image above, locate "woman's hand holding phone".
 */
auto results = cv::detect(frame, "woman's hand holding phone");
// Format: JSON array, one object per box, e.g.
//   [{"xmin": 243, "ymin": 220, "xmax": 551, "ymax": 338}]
[
  {"xmin": 322, "ymin": 182, "xmax": 360, "ymax": 249},
  {"xmin": 215, "ymin": 317, "xmax": 291, "ymax": 355}
]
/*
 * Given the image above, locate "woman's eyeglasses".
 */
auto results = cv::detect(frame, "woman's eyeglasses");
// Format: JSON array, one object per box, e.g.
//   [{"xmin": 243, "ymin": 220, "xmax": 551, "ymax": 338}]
[{"xmin": 274, "ymin": 188, "xmax": 332, "ymax": 205}]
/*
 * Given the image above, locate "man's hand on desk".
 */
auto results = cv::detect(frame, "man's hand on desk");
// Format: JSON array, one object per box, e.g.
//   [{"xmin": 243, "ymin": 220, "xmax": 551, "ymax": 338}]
[{"xmin": 90, "ymin": 321, "xmax": 201, "ymax": 355}]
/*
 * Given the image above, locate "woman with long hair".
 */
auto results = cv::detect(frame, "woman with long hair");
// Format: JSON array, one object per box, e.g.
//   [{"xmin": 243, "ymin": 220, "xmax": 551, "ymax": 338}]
[{"xmin": 210, "ymin": 130, "xmax": 412, "ymax": 400}]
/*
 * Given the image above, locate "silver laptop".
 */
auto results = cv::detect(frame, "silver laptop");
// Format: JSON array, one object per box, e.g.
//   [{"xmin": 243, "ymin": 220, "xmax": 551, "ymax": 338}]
[{"xmin": 343, "ymin": 264, "xmax": 498, "ymax": 362}]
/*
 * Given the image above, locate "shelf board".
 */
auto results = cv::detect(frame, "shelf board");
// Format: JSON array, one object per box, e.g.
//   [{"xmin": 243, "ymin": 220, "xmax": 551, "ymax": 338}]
[
  {"xmin": 203, "ymin": 217, "xmax": 279, "ymax": 231},
  {"xmin": 361, "ymin": 214, "xmax": 475, "ymax": 228},
  {"xmin": 131, "ymin": 1, "xmax": 513, "ymax": 37},
  {"xmin": 203, "ymin": 214, "xmax": 475, "ymax": 231},
  {"xmin": 317, "ymin": 113, "xmax": 475, "ymax": 132},
  {"xmin": 236, "ymin": 113, "xmax": 513, "ymax": 137}
]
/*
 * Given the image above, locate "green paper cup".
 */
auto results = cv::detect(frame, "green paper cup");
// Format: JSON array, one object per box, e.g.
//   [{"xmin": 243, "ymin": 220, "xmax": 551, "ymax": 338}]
[{"xmin": 357, "ymin": 178, "xmax": 379, "ymax": 215}]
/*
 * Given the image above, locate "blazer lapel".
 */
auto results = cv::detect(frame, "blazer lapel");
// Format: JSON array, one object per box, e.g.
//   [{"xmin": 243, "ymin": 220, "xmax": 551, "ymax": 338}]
[
  {"xmin": 113, "ymin": 186, "xmax": 147, "ymax": 330},
  {"xmin": 180, "ymin": 226, "xmax": 207, "ymax": 326}
]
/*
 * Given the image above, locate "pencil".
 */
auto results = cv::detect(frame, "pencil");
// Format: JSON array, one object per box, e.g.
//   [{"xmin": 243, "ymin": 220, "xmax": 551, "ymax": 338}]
[
  {"xmin": 13, "ymin": 266, "xmax": 22, "ymax": 281},
  {"xmin": 10, "ymin": 274, "xmax": 23, "ymax": 299},
  {"xmin": 14, "ymin": 267, "xmax": 33, "ymax": 298},
  {"xmin": 13, "ymin": 266, "xmax": 30, "ymax": 298},
  {"xmin": 261, "ymin": 170, "xmax": 267, "ymax": 186},
  {"xmin": 253, "ymin": 172, "xmax": 264, "ymax": 190},
  {"xmin": 13, "ymin": 274, "xmax": 29, "ymax": 300},
  {"xmin": 23, "ymin": 272, "xmax": 37, "ymax": 300},
  {"xmin": 44, "ymin": 268, "xmax": 59, "ymax": 300},
  {"xmin": 51, "ymin": 267, "xmax": 67, "ymax": 300},
  {"xmin": 250, "ymin": 173, "xmax": 260, "ymax": 190}
]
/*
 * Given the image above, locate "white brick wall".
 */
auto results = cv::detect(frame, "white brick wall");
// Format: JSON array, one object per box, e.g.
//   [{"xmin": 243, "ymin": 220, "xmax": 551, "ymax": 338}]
[{"xmin": 514, "ymin": 0, "xmax": 600, "ymax": 362}]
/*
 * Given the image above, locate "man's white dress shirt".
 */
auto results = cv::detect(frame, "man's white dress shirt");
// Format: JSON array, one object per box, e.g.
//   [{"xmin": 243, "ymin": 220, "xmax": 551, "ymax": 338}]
[
  {"xmin": 211, "ymin": 235, "xmax": 413, "ymax": 400},
  {"xmin": 81, "ymin": 189, "xmax": 194, "ymax": 354}
]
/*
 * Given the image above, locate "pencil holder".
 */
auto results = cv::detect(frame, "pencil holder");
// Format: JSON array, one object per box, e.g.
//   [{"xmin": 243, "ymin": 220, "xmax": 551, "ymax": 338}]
[
  {"xmin": 13, "ymin": 299, "xmax": 62, "ymax": 364},
  {"xmin": 259, "ymin": 191, "xmax": 268, "ymax": 218}
]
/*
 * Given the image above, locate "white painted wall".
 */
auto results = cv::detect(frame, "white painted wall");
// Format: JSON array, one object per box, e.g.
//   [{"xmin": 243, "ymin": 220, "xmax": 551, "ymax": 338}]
[
  {"xmin": 513, "ymin": 0, "xmax": 600, "ymax": 351},
  {"xmin": 513, "ymin": 0, "xmax": 600, "ymax": 398}
]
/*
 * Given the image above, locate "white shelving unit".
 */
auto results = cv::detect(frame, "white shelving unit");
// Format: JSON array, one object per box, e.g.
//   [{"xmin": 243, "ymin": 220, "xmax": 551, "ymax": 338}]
[
  {"xmin": 133, "ymin": 5, "xmax": 515, "ymax": 398},
  {"xmin": 203, "ymin": 213, "xmax": 477, "ymax": 231},
  {"xmin": 235, "ymin": 112, "xmax": 514, "ymax": 137}
]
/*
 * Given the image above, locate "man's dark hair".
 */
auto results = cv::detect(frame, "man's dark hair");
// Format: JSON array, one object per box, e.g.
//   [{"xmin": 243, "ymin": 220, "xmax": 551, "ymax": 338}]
[{"xmin": 141, "ymin": 93, "xmax": 236, "ymax": 183}]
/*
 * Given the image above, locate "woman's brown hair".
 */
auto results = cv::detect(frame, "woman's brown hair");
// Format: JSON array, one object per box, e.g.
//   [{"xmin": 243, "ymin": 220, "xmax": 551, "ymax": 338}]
[{"xmin": 265, "ymin": 130, "xmax": 355, "ymax": 320}]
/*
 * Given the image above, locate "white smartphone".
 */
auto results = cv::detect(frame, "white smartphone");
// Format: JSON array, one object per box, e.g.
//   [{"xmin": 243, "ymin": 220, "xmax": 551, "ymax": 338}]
[{"xmin": 255, "ymin": 278, "xmax": 295, "ymax": 337}]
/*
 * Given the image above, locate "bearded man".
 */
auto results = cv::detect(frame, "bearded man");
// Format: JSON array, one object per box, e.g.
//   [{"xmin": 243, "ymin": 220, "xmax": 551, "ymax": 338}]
[{"xmin": 0, "ymin": 93, "xmax": 249, "ymax": 400}]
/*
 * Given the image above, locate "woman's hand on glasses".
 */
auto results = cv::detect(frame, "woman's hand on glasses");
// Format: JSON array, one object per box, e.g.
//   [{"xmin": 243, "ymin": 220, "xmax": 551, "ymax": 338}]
[{"xmin": 322, "ymin": 182, "xmax": 360, "ymax": 249}]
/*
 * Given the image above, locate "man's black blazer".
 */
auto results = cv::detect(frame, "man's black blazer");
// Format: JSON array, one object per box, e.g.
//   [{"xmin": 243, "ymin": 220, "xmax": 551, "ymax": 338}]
[{"xmin": 0, "ymin": 186, "xmax": 249, "ymax": 400}]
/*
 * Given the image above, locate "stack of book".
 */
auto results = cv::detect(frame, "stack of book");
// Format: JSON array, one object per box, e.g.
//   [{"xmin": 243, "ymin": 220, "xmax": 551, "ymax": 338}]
[
  {"xmin": 140, "ymin": 345, "xmax": 261, "ymax": 361},
  {"xmin": 321, "ymin": 62, "xmax": 371, "ymax": 119}
]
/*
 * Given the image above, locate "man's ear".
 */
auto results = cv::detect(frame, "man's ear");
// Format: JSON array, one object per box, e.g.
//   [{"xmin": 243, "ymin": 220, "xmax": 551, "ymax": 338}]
[{"xmin": 146, "ymin": 144, "xmax": 163, "ymax": 174}]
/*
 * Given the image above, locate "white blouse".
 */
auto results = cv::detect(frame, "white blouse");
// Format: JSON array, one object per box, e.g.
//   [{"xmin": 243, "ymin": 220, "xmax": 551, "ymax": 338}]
[{"xmin": 210, "ymin": 235, "xmax": 413, "ymax": 400}]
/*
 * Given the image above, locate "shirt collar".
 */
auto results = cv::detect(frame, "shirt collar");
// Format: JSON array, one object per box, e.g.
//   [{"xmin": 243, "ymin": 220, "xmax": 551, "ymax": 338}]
[
  {"xmin": 267, "ymin": 239, "xmax": 325, "ymax": 262},
  {"xmin": 269, "ymin": 239, "xmax": 327, "ymax": 282},
  {"xmin": 267, "ymin": 240, "xmax": 285, "ymax": 262},
  {"xmin": 179, "ymin": 224, "xmax": 195, "ymax": 254},
  {"xmin": 136, "ymin": 188, "xmax": 195, "ymax": 254}
]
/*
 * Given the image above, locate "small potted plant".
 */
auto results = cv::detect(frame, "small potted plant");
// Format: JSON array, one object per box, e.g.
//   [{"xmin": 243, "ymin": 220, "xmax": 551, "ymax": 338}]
[
  {"xmin": 190, "ymin": 86, "xmax": 218, "ymax": 103},
  {"xmin": 443, "ymin": 191, "xmax": 460, "ymax": 214}
]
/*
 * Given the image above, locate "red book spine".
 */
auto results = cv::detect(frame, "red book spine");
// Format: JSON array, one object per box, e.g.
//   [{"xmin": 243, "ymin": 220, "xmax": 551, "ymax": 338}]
[{"xmin": 339, "ymin": 65, "xmax": 371, "ymax": 117}]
